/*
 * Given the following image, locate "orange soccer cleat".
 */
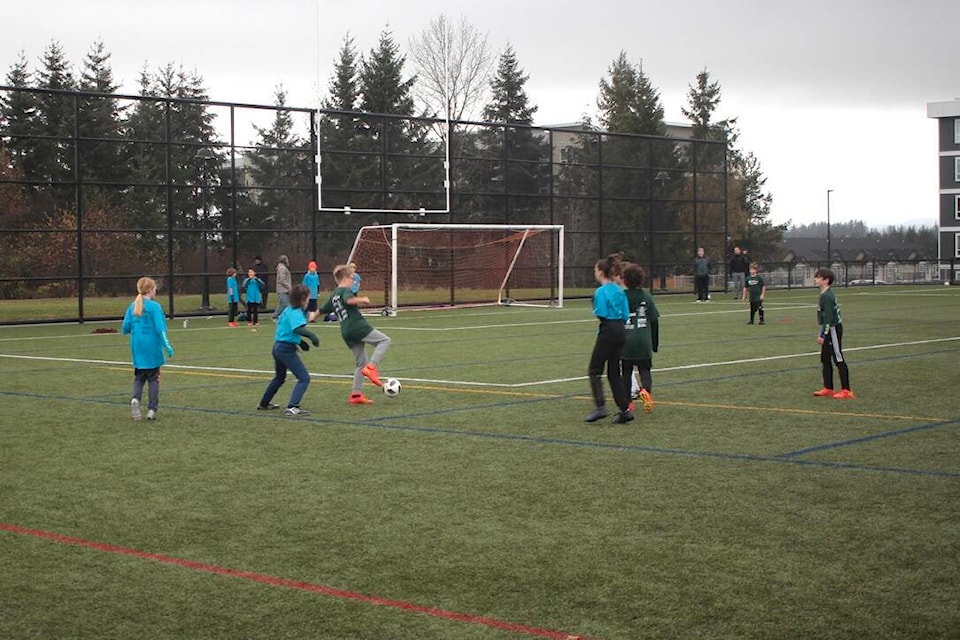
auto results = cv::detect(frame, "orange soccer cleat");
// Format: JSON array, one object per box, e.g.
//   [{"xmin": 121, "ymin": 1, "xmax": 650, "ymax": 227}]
[
  {"xmin": 832, "ymin": 389, "xmax": 856, "ymax": 399},
  {"xmin": 348, "ymin": 392, "xmax": 375, "ymax": 405},
  {"xmin": 361, "ymin": 363, "xmax": 383, "ymax": 387},
  {"xmin": 813, "ymin": 388, "xmax": 835, "ymax": 397},
  {"xmin": 639, "ymin": 389, "xmax": 654, "ymax": 413}
]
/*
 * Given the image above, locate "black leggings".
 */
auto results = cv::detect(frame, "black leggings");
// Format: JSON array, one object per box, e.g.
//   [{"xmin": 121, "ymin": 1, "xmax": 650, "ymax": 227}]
[{"xmin": 588, "ymin": 320, "xmax": 629, "ymax": 412}]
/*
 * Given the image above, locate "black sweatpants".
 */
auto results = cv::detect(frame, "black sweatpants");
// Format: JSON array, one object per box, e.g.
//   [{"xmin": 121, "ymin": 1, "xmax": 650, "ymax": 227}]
[
  {"xmin": 587, "ymin": 319, "xmax": 630, "ymax": 412},
  {"xmin": 821, "ymin": 324, "xmax": 850, "ymax": 391}
]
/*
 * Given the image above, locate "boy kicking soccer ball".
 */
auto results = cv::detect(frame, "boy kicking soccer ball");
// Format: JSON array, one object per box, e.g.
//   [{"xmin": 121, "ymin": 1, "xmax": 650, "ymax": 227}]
[{"xmin": 320, "ymin": 264, "xmax": 392, "ymax": 405}]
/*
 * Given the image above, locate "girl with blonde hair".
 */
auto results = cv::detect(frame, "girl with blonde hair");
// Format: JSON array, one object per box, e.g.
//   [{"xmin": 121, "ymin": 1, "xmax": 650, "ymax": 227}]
[{"xmin": 121, "ymin": 277, "xmax": 174, "ymax": 421}]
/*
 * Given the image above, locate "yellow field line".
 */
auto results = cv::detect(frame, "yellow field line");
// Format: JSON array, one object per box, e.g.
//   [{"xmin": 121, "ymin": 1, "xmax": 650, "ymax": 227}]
[{"xmin": 103, "ymin": 366, "xmax": 940, "ymax": 422}]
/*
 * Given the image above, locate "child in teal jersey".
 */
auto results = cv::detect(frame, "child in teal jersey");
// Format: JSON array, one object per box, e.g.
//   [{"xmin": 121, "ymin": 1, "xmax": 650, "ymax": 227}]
[
  {"xmin": 302, "ymin": 260, "xmax": 321, "ymax": 316},
  {"xmin": 242, "ymin": 268, "xmax": 265, "ymax": 326},
  {"xmin": 121, "ymin": 277, "xmax": 174, "ymax": 421},
  {"xmin": 226, "ymin": 267, "xmax": 242, "ymax": 327},
  {"xmin": 585, "ymin": 254, "xmax": 632, "ymax": 424},
  {"xmin": 257, "ymin": 285, "xmax": 320, "ymax": 416},
  {"xmin": 320, "ymin": 264, "xmax": 392, "ymax": 405},
  {"xmin": 348, "ymin": 262, "xmax": 362, "ymax": 294}
]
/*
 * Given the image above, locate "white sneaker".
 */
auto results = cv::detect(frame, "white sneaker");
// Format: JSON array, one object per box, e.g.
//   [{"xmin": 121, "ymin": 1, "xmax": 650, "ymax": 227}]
[
  {"xmin": 284, "ymin": 406, "xmax": 310, "ymax": 416},
  {"xmin": 146, "ymin": 409, "xmax": 157, "ymax": 421},
  {"xmin": 131, "ymin": 398, "xmax": 142, "ymax": 421}
]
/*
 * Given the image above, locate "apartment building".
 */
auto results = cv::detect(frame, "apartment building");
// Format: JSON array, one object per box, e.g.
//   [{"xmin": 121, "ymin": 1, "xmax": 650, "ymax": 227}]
[{"xmin": 927, "ymin": 99, "xmax": 960, "ymax": 279}]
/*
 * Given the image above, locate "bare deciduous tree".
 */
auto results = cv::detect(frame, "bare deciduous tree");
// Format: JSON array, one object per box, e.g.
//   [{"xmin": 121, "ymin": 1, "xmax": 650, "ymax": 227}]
[{"xmin": 408, "ymin": 14, "xmax": 494, "ymax": 123}]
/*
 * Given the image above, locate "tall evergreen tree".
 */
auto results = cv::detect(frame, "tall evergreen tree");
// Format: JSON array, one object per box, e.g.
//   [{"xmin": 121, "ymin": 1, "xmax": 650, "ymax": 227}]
[
  {"xmin": 682, "ymin": 69, "xmax": 783, "ymax": 258},
  {"xmin": 78, "ymin": 39, "xmax": 125, "ymax": 184},
  {"xmin": 318, "ymin": 34, "xmax": 364, "ymax": 210},
  {"xmin": 359, "ymin": 30, "xmax": 416, "ymax": 117},
  {"xmin": 682, "ymin": 69, "xmax": 736, "ymax": 142},
  {"xmin": 245, "ymin": 86, "xmax": 312, "ymax": 254},
  {"xmin": 475, "ymin": 45, "xmax": 546, "ymax": 224},
  {"xmin": 122, "ymin": 65, "xmax": 168, "ymax": 231},
  {"xmin": 0, "ymin": 51, "xmax": 40, "ymax": 183},
  {"xmin": 597, "ymin": 52, "xmax": 666, "ymax": 136},
  {"xmin": 357, "ymin": 29, "xmax": 432, "ymax": 211},
  {"xmin": 483, "ymin": 45, "xmax": 536, "ymax": 125},
  {"xmin": 35, "ymin": 40, "xmax": 76, "ymax": 189}
]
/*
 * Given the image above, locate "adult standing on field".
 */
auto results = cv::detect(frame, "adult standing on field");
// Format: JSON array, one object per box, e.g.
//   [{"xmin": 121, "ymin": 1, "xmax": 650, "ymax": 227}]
[
  {"xmin": 693, "ymin": 247, "xmax": 710, "ymax": 302},
  {"xmin": 730, "ymin": 246, "xmax": 750, "ymax": 301},
  {"xmin": 272, "ymin": 254, "xmax": 292, "ymax": 322}
]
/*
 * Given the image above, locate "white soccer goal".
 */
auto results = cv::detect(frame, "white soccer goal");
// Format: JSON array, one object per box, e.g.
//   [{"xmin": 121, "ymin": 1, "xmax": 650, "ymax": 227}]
[{"xmin": 346, "ymin": 223, "xmax": 564, "ymax": 314}]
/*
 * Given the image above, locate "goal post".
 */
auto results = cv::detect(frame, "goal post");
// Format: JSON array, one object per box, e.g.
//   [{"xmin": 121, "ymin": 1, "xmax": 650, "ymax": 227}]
[{"xmin": 346, "ymin": 223, "xmax": 564, "ymax": 313}]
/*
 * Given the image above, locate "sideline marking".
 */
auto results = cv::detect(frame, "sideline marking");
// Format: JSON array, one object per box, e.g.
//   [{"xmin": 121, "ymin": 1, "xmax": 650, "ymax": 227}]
[
  {"xmin": 0, "ymin": 353, "xmax": 950, "ymax": 424},
  {"xmin": 0, "ymin": 522, "xmax": 590, "ymax": 640},
  {"xmin": 3, "ymin": 334, "xmax": 959, "ymax": 389}
]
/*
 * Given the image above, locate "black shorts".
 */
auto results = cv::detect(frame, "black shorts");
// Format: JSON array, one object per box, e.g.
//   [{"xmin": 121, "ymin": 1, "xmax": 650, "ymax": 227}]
[
  {"xmin": 133, "ymin": 367, "xmax": 161, "ymax": 382},
  {"xmin": 306, "ymin": 299, "xmax": 318, "ymax": 313}
]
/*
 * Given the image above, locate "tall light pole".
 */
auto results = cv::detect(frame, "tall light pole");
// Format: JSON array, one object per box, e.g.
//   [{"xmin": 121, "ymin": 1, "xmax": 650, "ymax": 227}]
[{"xmin": 826, "ymin": 189, "xmax": 833, "ymax": 266}]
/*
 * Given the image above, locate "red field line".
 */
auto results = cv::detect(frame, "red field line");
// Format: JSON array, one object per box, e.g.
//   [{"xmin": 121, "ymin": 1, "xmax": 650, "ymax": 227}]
[{"xmin": 0, "ymin": 522, "xmax": 590, "ymax": 640}]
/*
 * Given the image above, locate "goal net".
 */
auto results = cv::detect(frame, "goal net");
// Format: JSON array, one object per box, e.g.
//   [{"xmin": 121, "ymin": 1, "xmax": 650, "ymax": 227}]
[{"xmin": 346, "ymin": 223, "xmax": 564, "ymax": 313}]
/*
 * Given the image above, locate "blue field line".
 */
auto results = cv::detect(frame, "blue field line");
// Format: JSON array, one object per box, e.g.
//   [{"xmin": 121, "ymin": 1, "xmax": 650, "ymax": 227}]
[
  {"xmin": 776, "ymin": 419, "xmax": 960, "ymax": 458},
  {"xmin": 651, "ymin": 346, "xmax": 960, "ymax": 389},
  {"xmin": 2, "ymin": 389, "xmax": 958, "ymax": 479}
]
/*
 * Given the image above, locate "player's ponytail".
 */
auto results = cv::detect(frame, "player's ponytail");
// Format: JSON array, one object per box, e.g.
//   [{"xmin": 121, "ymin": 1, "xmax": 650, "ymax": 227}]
[{"xmin": 133, "ymin": 277, "xmax": 156, "ymax": 317}]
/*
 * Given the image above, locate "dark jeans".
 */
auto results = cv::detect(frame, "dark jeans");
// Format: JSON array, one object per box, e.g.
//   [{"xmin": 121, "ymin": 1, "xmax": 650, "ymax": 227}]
[{"xmin": 260, "ymin": 342, "xmax": 311, "ymax": 408}]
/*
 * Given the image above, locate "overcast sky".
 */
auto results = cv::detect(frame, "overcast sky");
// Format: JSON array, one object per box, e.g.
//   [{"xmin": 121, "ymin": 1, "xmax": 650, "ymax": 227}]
[{"xmin": 3, "ymin": 0, "xmax": 958, "ymax": 229}]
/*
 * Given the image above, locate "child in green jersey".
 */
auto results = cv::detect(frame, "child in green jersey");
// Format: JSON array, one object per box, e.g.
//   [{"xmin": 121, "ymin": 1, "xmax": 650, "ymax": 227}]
[
  {"xmin": 813, "ymin": 268, "xmax": 854, "ymax": 399},
  {"xmin": 320, "ymin": 264, "xmax": 392, "ymax": 405},
  {"xmin": 744, "ymin": 262, "xmax": 766, "ymax": 325},
  {"xmin": 620, "ymin": 263, "xmax": 659, "ymax": 413}
]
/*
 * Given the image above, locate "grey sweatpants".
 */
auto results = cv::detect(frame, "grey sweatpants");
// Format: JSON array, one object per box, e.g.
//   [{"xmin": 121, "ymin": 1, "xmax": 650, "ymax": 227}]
[{"xmin": 351, "ymin": 329, "xmax": 391, "ymax": 392}]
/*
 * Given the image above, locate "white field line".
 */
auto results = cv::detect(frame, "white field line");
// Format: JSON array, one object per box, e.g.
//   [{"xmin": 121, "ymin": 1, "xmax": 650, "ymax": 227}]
[
  {"xmin": 0, "ymin": 303, "xmax": 816, "ymax": 340},
  {"xmin": 2, "ymin": 335, "xmax": 957, "ymax": 389}
]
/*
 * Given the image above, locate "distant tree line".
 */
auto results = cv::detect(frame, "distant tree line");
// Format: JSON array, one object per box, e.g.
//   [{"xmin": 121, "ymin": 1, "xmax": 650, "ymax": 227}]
[
  {"xmin": 0, "ymin": 20, "xmax": 781, "ymax": 299},
  {"xmin": 786, "ymin": 221, "xmax": 937, "ymax": 253}
]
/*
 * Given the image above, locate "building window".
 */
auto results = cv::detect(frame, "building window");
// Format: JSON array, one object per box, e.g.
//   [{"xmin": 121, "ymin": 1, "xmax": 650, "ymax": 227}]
[
  {"xmin": 956, "ymin": 233, "xmax": 960, "ymax": 258},
  {"xmin": 956, "ymin": 195, "xmax": 960, "ymax": 220},
  {"xmin": 955, "ymin": 118, "xmax": 960, "ymax": 144},
  {"xmin": 956, "ymin": 157, "xmax": 960, "ymax": 182}
]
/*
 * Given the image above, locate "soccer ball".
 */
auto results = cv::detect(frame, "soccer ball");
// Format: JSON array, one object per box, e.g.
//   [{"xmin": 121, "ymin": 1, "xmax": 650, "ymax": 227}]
[{"xmin": 382, "ymin": 378, "xmax": 402, "ymax": 397}]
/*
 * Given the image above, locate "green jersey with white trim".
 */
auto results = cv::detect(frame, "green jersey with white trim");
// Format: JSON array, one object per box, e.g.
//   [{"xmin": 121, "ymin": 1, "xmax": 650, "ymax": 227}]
[
  {"xmin": 622, "ymin": 288, "xmax": 659, "ymax": 360},
  {"xmin": 320, "ymin": 286, "xmax": 373, "ymax": 347},
  {"xmin": 817, "ymin": 287, "xmax": 841, "ymax": 333}
]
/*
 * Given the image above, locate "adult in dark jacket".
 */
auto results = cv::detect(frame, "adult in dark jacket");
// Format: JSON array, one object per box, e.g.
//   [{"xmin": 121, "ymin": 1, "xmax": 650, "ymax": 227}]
[
  {"xmin": 730, "ymin": 246, "xmax": 750, "ymax": 301},
  {"xmin": 693, "ymin": 247, "xmax": 710, "ymax": 302}
]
